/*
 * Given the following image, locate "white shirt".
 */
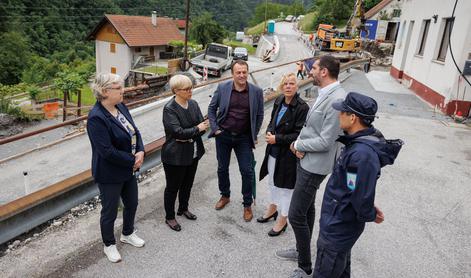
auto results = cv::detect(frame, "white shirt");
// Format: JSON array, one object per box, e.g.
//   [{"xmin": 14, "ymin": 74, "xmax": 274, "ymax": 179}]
[
  {"xmin": 313, "ymin": 81, "xmax": 340, "ymax": 107},
  {"xmin": 294, "ymin": 81, "xmax": 340, "ymax": 150}
]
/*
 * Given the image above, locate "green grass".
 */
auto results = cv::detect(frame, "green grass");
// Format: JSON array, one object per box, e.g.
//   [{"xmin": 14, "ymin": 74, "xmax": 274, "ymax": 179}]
[
  {"xmin": 246, "ymin": 21, "xmax": 267, "ymax": 35},
  {"xmin": 71, "ymin": 85, "xmax": 96, "ymax": 106},
  {"xmin": 223, "ymin": 40, "xmax": 256, "ymax": 55},
  {"xmin": 299, "ymin": 12, "xmax": 318, "ymax": 32},
  {"xmin": 137, "ymin": 66, "xmax": 168, "ymax": 75}
]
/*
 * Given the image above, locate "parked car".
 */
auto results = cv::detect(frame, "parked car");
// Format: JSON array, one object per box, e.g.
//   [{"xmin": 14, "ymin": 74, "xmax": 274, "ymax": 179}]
[
  {"xmin": 233, "ymin": 47, "xmax": 248, "ymax": 61},
  {"xmin": 285, "ymin": 15, "xmax": 294, "ymax": 22}
]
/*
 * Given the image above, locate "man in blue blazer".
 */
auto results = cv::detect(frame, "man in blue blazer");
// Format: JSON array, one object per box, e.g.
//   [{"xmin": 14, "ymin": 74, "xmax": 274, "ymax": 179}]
[{"xmin": 208, "ymin": 60, "xmax": 264, "ymax": 221}]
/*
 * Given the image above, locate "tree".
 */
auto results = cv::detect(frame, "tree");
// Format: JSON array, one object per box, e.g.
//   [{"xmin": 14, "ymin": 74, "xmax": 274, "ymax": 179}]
[
  {"xmin": 189, "ymin": 12, "xmax": 226, "ymax": 48},
  {"xmin": 54, "ymin": 71, "xmax": 86, "ymax": 120},
  {"xmin": 0, "ymin": 32, "xmax": 30, "ymax": 85},
  {"xmin": 312, "ymin": 0, "xmax": 355, "ymax": 29},
  {"xmin": 364, "ymin": 0, "xmax": 383, "ymax": 11}
]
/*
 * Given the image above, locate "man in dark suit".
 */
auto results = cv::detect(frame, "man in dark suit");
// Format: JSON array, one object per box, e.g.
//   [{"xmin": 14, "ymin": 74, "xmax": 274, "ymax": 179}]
[{"xmin": 208, "ymin": 60, "xmax": 264, "ymax": 221}]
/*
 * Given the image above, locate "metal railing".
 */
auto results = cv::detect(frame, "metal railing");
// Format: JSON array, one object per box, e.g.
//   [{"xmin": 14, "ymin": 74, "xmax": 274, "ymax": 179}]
[{"xmin": 0, "ymin": 58, "xmax": 370, "ymax": 245}]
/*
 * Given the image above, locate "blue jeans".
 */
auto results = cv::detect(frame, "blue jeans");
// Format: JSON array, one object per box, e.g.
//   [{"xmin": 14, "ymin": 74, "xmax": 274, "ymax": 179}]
[
  {"xmin": 288, "ymin": 164, "xmax": 326, "ymax": 274},
  {"xmin": 215, "ymin": 132, "xmax": 254, "ymax": 207},
  {"xmin": 97, "ymin": 175, "xmax": 138, "ymax": 246}
]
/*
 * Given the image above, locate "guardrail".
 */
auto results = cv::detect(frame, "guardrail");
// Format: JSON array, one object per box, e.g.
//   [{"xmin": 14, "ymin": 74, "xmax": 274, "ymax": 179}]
[{"xmin": 0, "ymin": 58, "xmax": 370, "ymax": 245}]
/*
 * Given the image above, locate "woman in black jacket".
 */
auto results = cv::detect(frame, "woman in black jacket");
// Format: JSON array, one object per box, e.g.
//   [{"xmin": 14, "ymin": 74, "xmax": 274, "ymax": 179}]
[
  {"xmin": 257, "ymin": 73, "xmax": 309, "ymax": 236},
  {"xmin": 87, "ymin": 73, "xmax": 145, "ymax": 263},
  {"xmin": 161, "ymin": 74, "xmax": 208, "ymax": 231}
]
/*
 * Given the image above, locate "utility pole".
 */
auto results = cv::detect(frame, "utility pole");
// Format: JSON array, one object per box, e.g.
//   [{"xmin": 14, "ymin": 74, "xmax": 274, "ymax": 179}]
[
  {"xmin": 264, "ymin": 0, "xmax": 268, "ymax": 33},
  {"xmin": 183, "ymin": 0, "xmax": 190, "ymax": 70}
]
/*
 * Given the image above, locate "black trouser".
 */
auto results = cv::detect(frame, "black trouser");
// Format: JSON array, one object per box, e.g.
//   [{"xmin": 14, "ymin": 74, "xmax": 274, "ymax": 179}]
[
  {"xmin": 288, "ymin": 164, "xmax": 326, "ymax": 274},
  {"xmin": 97, "ymin": 175, "xmax": 138, "ymax": 246},
  {"xmin": 297, "ymin": 70, "xmax": 304, "ymax": 79},
  {"xmin": 314, "ymin": 237, "xmax": 351, "ymax": 278},
  {"xmin": 163, "ymin": 159, "xmax": 199, "ymax": 220}
]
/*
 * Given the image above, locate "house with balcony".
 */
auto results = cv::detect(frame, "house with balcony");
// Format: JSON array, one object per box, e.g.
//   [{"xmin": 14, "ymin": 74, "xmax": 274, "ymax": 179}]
[{"xmin": 87, "ymin": 12, "xmax": 184, "ymax": 83}]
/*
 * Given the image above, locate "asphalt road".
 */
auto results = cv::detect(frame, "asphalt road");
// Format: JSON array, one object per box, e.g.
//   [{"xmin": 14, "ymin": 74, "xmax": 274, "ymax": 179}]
[
  {"xmin": 1, "ymin": 67, "xmax": 470, "ymax": 277},
  {"xmin": 0, "ymin": 22, "xmax": 312, "ymax": 205}
]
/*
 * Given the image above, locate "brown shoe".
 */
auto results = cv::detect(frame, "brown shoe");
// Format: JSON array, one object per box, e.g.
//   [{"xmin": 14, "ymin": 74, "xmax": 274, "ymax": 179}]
[
  {"xmin": 243, "ymin": 206, "xmax": 253, "ymax": 222},
  {"xmin": 215, "ymin": 196, "xmax": 230, "ymax": 210}
]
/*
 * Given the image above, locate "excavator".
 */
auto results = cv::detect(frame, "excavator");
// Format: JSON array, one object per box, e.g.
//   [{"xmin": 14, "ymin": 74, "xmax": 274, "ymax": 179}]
[{"xmin": 314, "ymin": 0, "xmax": 367, "ymax": 52}]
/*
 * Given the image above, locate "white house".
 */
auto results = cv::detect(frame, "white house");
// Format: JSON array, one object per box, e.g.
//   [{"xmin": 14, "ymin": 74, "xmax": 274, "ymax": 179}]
[
  {"xmin": 87, "ymin": 12, "xmax": 184, "ymax": 80},
  {"xmin": 361, "ymin": 0, "xmax": 403, "ymax": 42},
  {"xmin": 390, "ymin": 0, "xmax": 471, "ymax": 116}
]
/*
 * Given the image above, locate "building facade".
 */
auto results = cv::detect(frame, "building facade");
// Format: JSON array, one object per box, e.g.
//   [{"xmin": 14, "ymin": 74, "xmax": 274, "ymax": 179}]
[
  {"xmin": 88, "ymin": 13, "xmax": 184, "ymax": 81},
  {"xmin": 390, "ymin": 0, "xmax": 471, "ymax": 116},
  {"xmin": 361, "ymin": 0, "xmax": 403, "ymax": 42}
]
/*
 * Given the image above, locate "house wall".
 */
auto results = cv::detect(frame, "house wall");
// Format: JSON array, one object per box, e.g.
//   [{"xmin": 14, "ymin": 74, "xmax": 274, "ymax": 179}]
[
  {"xmin": 95, "ymin": 40, "xmax": 132, "ymax": 79},
  {"xmin": 391, "ymin": 0, "xmax": 471, "ymax": 116},
  {"xmin": 368, "ymin": 0, "xmax": 403, "ymax": 22},
  {"xmin": 131, "ymin": 46, "xmax": 167, "ymax": 63}
]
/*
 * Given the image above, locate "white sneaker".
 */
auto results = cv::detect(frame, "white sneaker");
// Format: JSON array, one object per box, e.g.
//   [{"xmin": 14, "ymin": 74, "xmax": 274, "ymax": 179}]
[
  {"xmin": 120, "ymin": 231, "xmax": 145, "ymax": 247},
  {"xmin": 103, "ymin": 245, "xmax": 122, "ymax": 263}
]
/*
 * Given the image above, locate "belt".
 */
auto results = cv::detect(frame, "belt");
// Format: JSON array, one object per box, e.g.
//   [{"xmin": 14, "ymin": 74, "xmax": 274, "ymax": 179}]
[{"xmin": 221, "ymin": 128, "xmax": 245, "ymax": 136}]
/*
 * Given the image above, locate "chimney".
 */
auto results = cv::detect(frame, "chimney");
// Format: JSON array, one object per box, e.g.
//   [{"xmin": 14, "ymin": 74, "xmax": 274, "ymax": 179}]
[{"xmin": 152, "ymin": 11, "xmax": 157, "ymax": 27}]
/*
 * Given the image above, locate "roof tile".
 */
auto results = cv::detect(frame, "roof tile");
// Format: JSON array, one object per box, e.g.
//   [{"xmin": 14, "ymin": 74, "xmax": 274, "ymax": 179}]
[{"xmin": 104, "ymin": 14, "xmax": 184, "ymax": 47}]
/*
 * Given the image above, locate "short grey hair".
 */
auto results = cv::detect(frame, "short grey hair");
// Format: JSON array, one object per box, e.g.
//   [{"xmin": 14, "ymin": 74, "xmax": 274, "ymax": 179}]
[
  {"xmin": 92, "ymin": 73, "xmax": 122, "ymax": 101},
  {"xmin": 169, "ymin": 74, "xmax": 193, "ymax": 94}
]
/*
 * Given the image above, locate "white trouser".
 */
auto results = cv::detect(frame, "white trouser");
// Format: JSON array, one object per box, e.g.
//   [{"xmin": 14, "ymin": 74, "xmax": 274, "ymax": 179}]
[{"xmin": 268, "ymin": 155, "xmax": 294, "ymax": 217}]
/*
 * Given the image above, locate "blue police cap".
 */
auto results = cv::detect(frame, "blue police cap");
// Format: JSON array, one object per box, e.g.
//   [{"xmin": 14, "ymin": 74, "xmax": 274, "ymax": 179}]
[{"xmin": 332, "ymin": 92, "xmax": 378, "ymax": 124}]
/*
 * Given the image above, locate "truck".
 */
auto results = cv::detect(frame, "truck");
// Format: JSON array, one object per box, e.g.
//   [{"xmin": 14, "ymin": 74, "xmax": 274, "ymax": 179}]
[
  {"xmin": 314, "ymin": 0, "xmax": 365, "ymax": 52},
  {"xmin": 190, "ymin": 43, "xmax": 233, "ymax": 77}
]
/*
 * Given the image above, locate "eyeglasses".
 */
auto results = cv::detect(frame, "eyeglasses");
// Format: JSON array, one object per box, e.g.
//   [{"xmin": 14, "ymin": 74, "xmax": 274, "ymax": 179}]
[{"xmin": 107, "ymin": 86, "xmax": 123, "ymax": 91}]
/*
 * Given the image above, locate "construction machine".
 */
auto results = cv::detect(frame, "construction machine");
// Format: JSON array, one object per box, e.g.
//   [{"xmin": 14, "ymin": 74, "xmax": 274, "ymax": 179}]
[{"xmin": 314, "ymin": 0, "xmax": 366, "ymax": 52}]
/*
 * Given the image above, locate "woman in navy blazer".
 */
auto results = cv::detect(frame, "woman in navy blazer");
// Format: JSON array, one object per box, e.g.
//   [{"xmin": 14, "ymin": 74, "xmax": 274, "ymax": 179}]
[{"xmin": 87, "ymin": 73, "xmax": 145, "ymax": 263}]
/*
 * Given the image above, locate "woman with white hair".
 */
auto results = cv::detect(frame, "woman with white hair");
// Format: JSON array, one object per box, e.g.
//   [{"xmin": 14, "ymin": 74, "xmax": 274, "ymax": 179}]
[
  {"xmin": 161, "ymin": 74, "xmax": 208, "ymax": 231},
  {"xmin": 87, "ymin": 73, "xmax": 145, "ymax": 263}
]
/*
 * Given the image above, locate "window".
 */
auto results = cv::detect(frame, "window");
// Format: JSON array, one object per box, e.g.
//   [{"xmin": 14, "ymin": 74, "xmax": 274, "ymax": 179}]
[
  {"xmin": 417, "ymin": 20, "xmax": 430, "ymax": 56},
  {"xmin": 135, "ymin": 47, "xmax": 141, "ymax": 53},
  {"xmin": 392, "ymin": 9, "xmax": 401, "ymax": 18},
  {"xmin": 110, "ymin": 43, "xmax": 116, "ymax": 53},
  {"xmin": 437, "ymin": 18, "xmax": 454, "ymax": 61},
  {"xmin": 111, "ymin": 67, "xmax": 117, "ymax": 74}
]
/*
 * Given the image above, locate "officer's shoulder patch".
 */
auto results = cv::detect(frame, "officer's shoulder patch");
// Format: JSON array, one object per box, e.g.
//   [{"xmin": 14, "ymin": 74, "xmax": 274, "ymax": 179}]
[{"xmin": 346, "ymin": 172, "xmax": 357, "ymax": 191}]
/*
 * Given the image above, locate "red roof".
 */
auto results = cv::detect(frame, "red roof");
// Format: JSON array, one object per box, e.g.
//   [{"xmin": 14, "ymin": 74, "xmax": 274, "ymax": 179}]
[
  {"xmin": 365, "ymin": 0, "xmax": 394, "ymax": 19},
  {"xmin": 176, "ymin": 19, "xmax": 187, "ymax": 29},
  {"xmin": 88, "ymin": 14, "xmax": 184, "ymax": 47}
]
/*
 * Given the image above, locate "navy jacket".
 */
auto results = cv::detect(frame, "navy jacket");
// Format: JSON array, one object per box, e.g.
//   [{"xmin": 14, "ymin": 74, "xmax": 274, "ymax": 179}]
[
  {"xmin": 87, "ymin": 102, "xmax": 145, "ymax": 184},
  {"xmin": 207, "ymin": 80, "xmax": 264, "ymax": 147},
  {"xmin": 319, "ymin": 127, "xmax": 402, "ymax": 251}
]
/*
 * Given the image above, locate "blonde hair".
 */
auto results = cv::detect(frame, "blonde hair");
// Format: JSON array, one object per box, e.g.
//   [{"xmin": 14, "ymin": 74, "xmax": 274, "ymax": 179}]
[
  {"xmin": 169, "ymin": 74, "xmax": 193, "ymax": 94},
  {"xmin": 92, "ymin": 73, "xmax": 122, "ymax": 101},
  {"xmin": 277, "ymin": 73, "xmax": 297, "ymax": 92}
]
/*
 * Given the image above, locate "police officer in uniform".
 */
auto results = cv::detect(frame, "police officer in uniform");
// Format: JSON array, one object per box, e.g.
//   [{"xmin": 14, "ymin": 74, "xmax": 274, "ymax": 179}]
[{"xmin": 314, "ymin": 92, "xmax": 403, "ymax": 277}]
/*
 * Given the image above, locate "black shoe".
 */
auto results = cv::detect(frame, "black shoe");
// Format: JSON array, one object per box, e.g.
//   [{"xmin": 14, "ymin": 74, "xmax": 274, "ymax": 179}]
[
  {"xmin": 268, "ymin": 223, "xmax": 287, "ymax": 237},
  {"xmin": 165, "ymin": 219, "xmax": 181, "ymax": 231},
  {"xmin": 256, "ymin": 211, "xmax": 278, "ymax": 223},
  {"xmin": 177, "ymin": 210, "xmax": 197, "ymax": 220}
]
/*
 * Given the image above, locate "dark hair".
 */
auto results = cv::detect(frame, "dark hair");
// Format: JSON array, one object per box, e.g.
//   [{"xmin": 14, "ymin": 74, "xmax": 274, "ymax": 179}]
[
  {"xmin": 345, "ymin": 111, "xmax": 374, "ymax": 127},
  {"xmin": 231, "ymin": 60, "xmax": 249, "ymax": 73},
  {"xmin": 318, "ymin": 55, "xmax": 340, "ymax": 79}
]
